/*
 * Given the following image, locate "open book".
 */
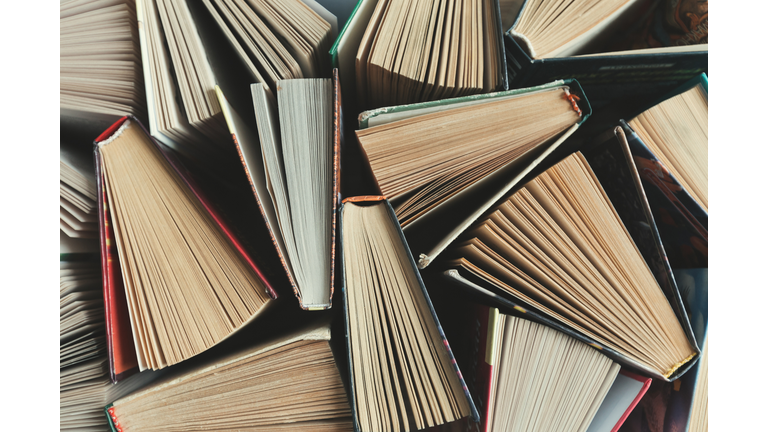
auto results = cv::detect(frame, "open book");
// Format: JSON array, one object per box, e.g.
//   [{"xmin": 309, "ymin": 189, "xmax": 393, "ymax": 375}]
[
  {"xmin": 95, "ymin": 116, "xmax": 277, "ymax": 373},
  {"xmin": 107, "ymin": 312, "xmax": 352, "ymax": 431},
  {"xmin": 61, "ymin": 0, "xmax": 146, "ymax": 138},
  {"xmin": 354, "ymin": 0, "xmax": 505, "ymax": 108},
  {"xmin": 354, "ymin": 80, "xmax": 590, "ymax": 268},
  {"xmin": 60, "ymin": 143, "xmax": 98, "ymax": 239},
  {"xmin": 467, "ymin": 305, "xmax": 651, "ymax": 432},
  {"xmin": 340, "ymin": 197, "xmax": 478, "ymax": 431},
  {"xmin": 214, "ymin": 71, "xmax": 342, "ymax": 310},
  {"xmin": 445, "ymin": 152, "xmax": 699, "ymax": 380}
]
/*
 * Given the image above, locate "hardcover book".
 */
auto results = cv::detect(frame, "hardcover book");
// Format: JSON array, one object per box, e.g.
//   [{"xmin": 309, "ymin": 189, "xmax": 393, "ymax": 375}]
[
  {"xmin": 339, "ymin": 196, "xmax": 478, "ymax": 432},
  {"xmin": 61, "ymin": 0, "xmax": 147, "ymax": 141},
  {"xmin": 501, "ymin": 0, "xmax": 707, "ymax": 109},
  {"xmin": 61, "ymin": 142, "xmax": 98, "ymax": 239},
  {"xmin": 443, "ymin": 152, "xmax": 700, "ymax": 381},
  {"xmin": 106, "ymin": 309, "xmax": 353, "ymax": 431},
  {"xmin": 330, "ymin": 0, "xmax": 508, "ymax": 119},
  {"xmin": 461, "ymin": 304, "xmax": 651, "ymax": 432},
  {"xmin": 215, "ymin": 69, "xmax": 343, "ymax": 310},
  {"xmin": 355, "ymin": 80, "xmax": 591, "ymax": 269},
  {"xmin": 94, "ymin": 116, "xmax": 277, "ymax": 378}
]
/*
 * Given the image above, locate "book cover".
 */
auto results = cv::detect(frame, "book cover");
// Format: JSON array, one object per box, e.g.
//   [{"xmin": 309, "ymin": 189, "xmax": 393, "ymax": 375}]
[
  {"xmin": 339, "ymin": 196, "xmax": 480, "ymax": 432},
  {"xmin": 94, "ymin": 116, "xmax": 278, "ymax": 381}
]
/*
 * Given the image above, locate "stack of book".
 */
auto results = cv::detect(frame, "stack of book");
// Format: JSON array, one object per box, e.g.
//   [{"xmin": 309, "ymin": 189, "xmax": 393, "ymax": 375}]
[{"xmin": 58, "ymin": 0, "xmax": 708, "ymax": 431}]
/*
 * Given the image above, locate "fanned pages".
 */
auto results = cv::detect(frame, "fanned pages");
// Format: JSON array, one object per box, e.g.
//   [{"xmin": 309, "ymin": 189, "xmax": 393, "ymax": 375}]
[
  {"xmin": 447, "ymin": 152, "xmax": 697, "ymax": 379},
  {"xmin": 107, "ymin": 319, "xmax": 353, "ymax": 431},
  {"xmin": 61, "ymin": 143, "xmax": 98, "ymax": 239},
  {"xmin": 201, "ymin": 0, "xmax": 333, "ymax": 89},
  {"xmin": 136, "ymin": 0, "xmax": 250, "ymax": 165},
  {"xmin": 355, "ymin": 0, "xmax": 503, "ymax": 108},
  {"xmin": 508, "ymin": 0, "xmax": 707, "ymax": 59},
  {"xmin": 95, "ymin": 118, "xmax": 274, "ymax": 371},
  {"xmin": 243, "ymin": 77, "xmax": 337, "ymax": 309},
  {"xmin": 688, "ymin": 337, "xmax": 708, "ymax": 432},
  {"xmin": 60, "ymin": 238, "xmax": 162, "ymax": 431},
  {"xmin": 356, "ymin": 84, "xmax": 582, "ymax": 228},
  {"xmin": 341, "ymin": 198, "xmax": 474, "ymax": 432},
  {"xmin": 487, "ymin": 313, "xmax": 620, "ymax": 432},
  {"xmin": 628, "ymin": 82, "xmax": 708, "ymax": 212},
  {"xmin": 60, "ymin": 0, "xmax": 146, "ymax": 127}
]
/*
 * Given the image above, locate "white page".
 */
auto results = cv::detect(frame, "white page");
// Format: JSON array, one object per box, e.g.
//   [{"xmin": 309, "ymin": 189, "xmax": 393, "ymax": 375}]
[{"xmin": 585, "ymin": 373, "xmax": 645, "ymax": 432}]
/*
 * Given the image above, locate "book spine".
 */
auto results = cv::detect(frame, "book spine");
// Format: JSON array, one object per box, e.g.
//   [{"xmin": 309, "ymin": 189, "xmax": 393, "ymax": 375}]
[
  {"xmin": 338, "ymin": 201, "xmax": 362, "ymax": 432},
  {"xmin": 329, "ymin": 68, "xmax": 344, "ymax": 309}
]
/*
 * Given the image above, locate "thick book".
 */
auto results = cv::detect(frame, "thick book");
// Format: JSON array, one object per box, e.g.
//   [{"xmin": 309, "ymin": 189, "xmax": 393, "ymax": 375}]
[
  {"xmin": 339, "ymin": 196, "xmax": 479, "ymax": 432},
  {"xmin": 200, "ymin": 0, "xmax": 335, "ymax": 91},
  {"xmin": 60, "ymin": 142, "xmax": 98, "ymax": 239},
  {"xmin": 354, "ymin": 80, "xmax": 591, "ymax": 269},
  {"xmin": 61, "ymin": 0, "xmax": 147, "ymax": 141},
  {"xmin": 94, "ymin": 116, "xmax": 277, "ymax": 379},
  {"xmin": 214, "ymin": 69, "xmax": 343, "ymax": 310},
  {"xmin": 618, "ymin": 268, "xmax": 708, "ymax": 432},
  {"xmin": 136, "ymin": 0, "xmax": 264, "ymax": 171},
  {"xmin": 460, "ymin": 304, "xmax": 651, "ymax": 432},
  {"xmin": 502, "ymin": 0, "xmax": 707, "ymax": 109},
  {"xmin": 60, "ymin": 233, "xmax": 164, "ymax": 431},
  {"xmin": 330, "ymin": 0, "xmax": 508, "ymax": 119},
  {"xmin": 443, "ymin": 152, "xmax": 700, "ymax": 381},
  {"xmin": 105, "ymin": 310, "xmax": 353, "ymax": 431},
  {"xmin": 353, "ymin": 0, "xmax": 507, "ymax": 109}
]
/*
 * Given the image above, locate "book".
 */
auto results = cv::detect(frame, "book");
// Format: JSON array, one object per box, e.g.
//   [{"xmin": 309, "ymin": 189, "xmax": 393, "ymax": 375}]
[
  {"xmin": 353, "ymin": 0, "xmax": 506, "ymax": 108},
  {"xmin": 106, "ymin": 309, "xmax": 353, "ymax": 431},
  {"xmin": 354, "ymin": 80, "xmax": 590, "ymax": 268},
  {"xmin": 339, "ymin": 196, "xmax": 478, "ymax": 431},
  {"xmin": 466, "ymin": 304, "xmax": 652, "ymax": 432},
  {"xmin": 60, "ymin": 234, "xmax": 161, "ymax": 431},
  {"xmin": 214, "ymin": 70, "xmax": 342, "ymax": 310},
  {"xmin": 94, "ymin": 116, "xmax": 277, "ymax": 374},
  {"xmin": 61, "ymin": 0, "xmax": 146, "ymax": 140},
  {"xmin": 626, "ymin": 73, "xmax": 708, "ymax": 213},
  {"xmin": 617, "ymin": 268, "xmax": 708, "ymax": 432},
  {"xmin": 588, "ymin": 122, "xmax": 707, "ymax": 271},
  {"xmin": 329, "ymin": 0, "xmax": 508, "ymax": 119},
  {"xmin": 200, "ymin": 0, "xmax": 335, "ymax": 89},
  {"xmin": 61, "ymin": 142, "xmax": 98, "ymax": 238},
  {"xmin": 444, "ymin": 152, "xmax": 699, "ymax": 380},
  {"xmin": 136, "ymin": 0, "xmax": 264, "ymax": 168},
  {"xmin": 501, "ymin": 0, "xmax": 708, "ymax": 108}
]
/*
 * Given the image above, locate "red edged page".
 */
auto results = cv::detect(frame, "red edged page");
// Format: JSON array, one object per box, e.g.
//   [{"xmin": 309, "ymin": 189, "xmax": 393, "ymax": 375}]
[{"xmin": 94, "ymin": 116, "xmax": 277, "ymax": 381}]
